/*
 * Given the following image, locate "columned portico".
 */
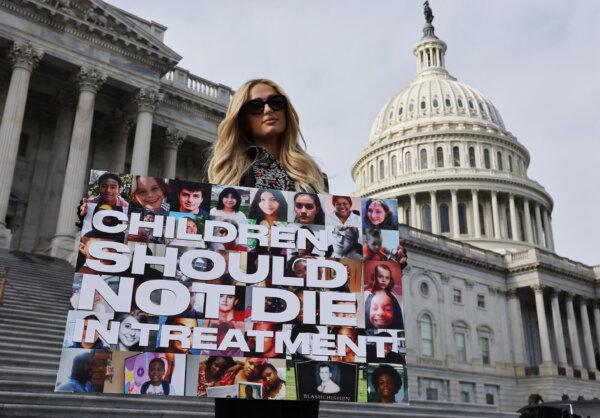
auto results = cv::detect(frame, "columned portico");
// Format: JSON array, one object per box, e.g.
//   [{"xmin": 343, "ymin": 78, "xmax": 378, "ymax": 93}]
[
  {"xmin": 549, "ymin": 289, "xmax": 570, "ymax": 374},
  {"xmin": 0, "ymin": 42, "xmax": 42, "ymax": 248},
  {"xmin": 130, "ymin": 88, "xmax": 162, "ymax": 175},
  {"xmin": 506, "ymin": 289, "xmax": 526, "ymax": 376},
  {"xmin": 109, "ymin": 110, "xmax": 133, "ymax": 174},
  {"xmin": 578, "ymin": 298, "xmax": 597, "ymax": 375},
  {"xmin": 162, "ymin": 126, "xmax": 185, "ymax": 178},
  {"xmin": 50, "ymin": 67, "xmax": 106, "ymax": 259}
]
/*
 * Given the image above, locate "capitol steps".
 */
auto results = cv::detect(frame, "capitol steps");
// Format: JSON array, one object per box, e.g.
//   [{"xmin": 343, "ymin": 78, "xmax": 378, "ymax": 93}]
[{"xmin": 0, "ymin": 249, "xmax": 518, "ymax": 417}]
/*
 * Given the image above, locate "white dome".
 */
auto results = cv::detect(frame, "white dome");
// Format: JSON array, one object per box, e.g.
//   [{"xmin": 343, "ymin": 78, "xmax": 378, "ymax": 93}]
[{"xmin": 369, "ymin": 78, "xmax": 506, "ymax": 142}]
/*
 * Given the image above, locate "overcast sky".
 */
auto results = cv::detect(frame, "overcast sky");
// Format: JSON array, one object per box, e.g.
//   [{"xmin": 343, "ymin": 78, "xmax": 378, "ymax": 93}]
[{"xmin": 108, "ymin": 0, "xmax": 600, "ymax": 266}]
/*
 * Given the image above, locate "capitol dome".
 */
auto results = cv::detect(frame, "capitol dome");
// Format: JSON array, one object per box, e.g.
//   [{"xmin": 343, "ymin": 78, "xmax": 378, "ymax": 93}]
[{"xmin": 353, "ymin": 11, "xmax": 554, "ymax": 254}]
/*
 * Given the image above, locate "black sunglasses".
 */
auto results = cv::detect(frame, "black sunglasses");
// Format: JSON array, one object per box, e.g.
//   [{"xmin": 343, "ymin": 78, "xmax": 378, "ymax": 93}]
[{"xmin": 243, "ymin": 95, "xmax": 287, "ymax": 115}]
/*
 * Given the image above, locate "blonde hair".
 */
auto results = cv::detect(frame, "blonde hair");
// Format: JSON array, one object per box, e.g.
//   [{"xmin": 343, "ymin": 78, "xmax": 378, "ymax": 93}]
[{"xmin": 207, "ymin": 79, "xmax": 325, "ymax": 193}]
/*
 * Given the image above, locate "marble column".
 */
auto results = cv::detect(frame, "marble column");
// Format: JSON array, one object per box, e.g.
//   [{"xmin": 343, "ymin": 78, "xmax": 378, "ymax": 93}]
[
  {"xmin": 109, "ymin": 110, "xmax": 133, "ymax": 173},
  {"xmin": 579, "ymin": 298, "xmax": 597, "ymax": 373},
  {"xmin": 549, "ymin": 289, "xmax": 568, "ymax": 370},
  {"xmin": 162, "ymin": 126, "xmax": 185, "ymax": 179},
  {"xmin": 430, "ymin": 191, "xmax": 439, "ymax": 234},
  {"xmin": 523, "ymin": 198, "xmax": 534, "ymax": 244},
  {"xmin": 532, "ymin": 285, "xmax": 554, "ymax": 369},
  {"xmin": 451, "ymin": 189, "xmax": 459, "ymax": 238},
  {"xmin": 534, "ymin": 203, "xmax": 545, "ymax": 247},
  {"xmin": 410, "ymin": 193, "xmax": 417, "ymax": 228},
  {"xmin": 509, "ymin": 194, "xmax": 519, "ymax": 241},
  {"xmin": 594, "ymin": 302, "xmax": 600, "ymax": 361},
  {"xmin": 0, "ymin": 43, "xmax": 43, "ymax": 248},
  {"xmin": 506, "ymin": 289, "xmax": 527, "ymax": 375},
  {"xmin": 50, "ymin": 67, "xmax": 106, "ymax": 259},
  {"xmin": 472, "ymin": 189, "xmax": 481, "ymax": 238},
  {"xmin": 130, "ymin": 88, "xmax": 162, "ymax": 175},
  {"xmin": 491, "ymin": 191, "xmax": 501, "ymax": 239},
  {"xmin": 542, "ymin": 209, "xmax": 555, "ymax": 251},
  {"xmin": 34, "ymin": 90, "xmax": 76, "ymax": 254},
  {"xmin": 565, "ymin": 293, "xmax": 584, "ymax": 372}
]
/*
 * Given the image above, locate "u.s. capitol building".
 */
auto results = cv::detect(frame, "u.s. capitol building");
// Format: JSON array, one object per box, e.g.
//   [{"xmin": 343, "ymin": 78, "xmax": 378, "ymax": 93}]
[{"xmin": 353, "ymin": 5, "xmax": 600, "ymax": 412}]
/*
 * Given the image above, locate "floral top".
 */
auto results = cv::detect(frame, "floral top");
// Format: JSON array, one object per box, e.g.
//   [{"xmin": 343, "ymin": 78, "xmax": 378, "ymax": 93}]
[{"xmin": 247, "ymin": 146, "xmax": 295, "ymax": 191}]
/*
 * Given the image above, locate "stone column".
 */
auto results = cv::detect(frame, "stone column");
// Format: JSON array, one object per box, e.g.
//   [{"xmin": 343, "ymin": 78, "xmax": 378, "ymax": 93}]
[
  {"xmin": 410, "ymin": 193, "xmax": 417, "ymax": 228},
  {"xmin": 565, "ymin": 292, "xmax": 584, "ymax": 373},
  {"xmin": 130, "ymin": 88, "xmax": 162, "ymax": 175},
  {"xmin": 579, "ymin": 298, "xmax": 597, "ymax": 373},
  {"xmin": 50, "ymin": 68, "xmax": 106, "ymax": 259},
  {"xmin": 0, "ymin": 43, "xmax": 43, "ymax": 248},
  {"xmin": 594, "ymin": 302, "xmax": 600, "ymax": 360},
  {"xmin": 34, "ymin": 90, "xmax": 77, "ymax": 254},
  {"xmin": 506, "ymin": 289, "xmax": 526, "ymax": 376},
  {"xmin": 534, "ymin": 203, "xmax": 545, "ymax": 247},
  {"xmin": 451, "ymin": 189, "xmax": 459, "ymax": 238},
  {"xmin": 472, "ymin": 189, "xmax": 481, "ymax": 238},
  {"xmin": 491, "ymin": 191, "xmax": 501, "ymax": 239},
  {"xmin": 549, "ymin": 289, "xmax": 569, "ymax": 371},
  {"xmin": 162, "ymin": 126, "xmax": 185, "ymax": 179},
  {"xmin": 430, "ymin": 190, "xmax": 439, "ymax": 234},
  {"xmin": 109, "ymin": 110, "xmax": 133, "ymax": 173},
  {"xmin": 523, "ymin": 198, "xmax": 534, "ymax": 244},
  {"xmin": 542, "ymin": 209, "xmax": 555, "ymax": 251},
  {"xmin": 532, "ymin": 285, "xmax": 554, "ymax": 371},
  {"xmin": 509, "ymin": 194, "xmax": 519, "ymax": 241}
]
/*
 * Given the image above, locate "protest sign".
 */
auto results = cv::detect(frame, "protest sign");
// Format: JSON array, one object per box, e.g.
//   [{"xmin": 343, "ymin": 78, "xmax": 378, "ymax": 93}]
[{"xmin": 55, "ymin": 170, "xmax": 408, "ymax": 403}]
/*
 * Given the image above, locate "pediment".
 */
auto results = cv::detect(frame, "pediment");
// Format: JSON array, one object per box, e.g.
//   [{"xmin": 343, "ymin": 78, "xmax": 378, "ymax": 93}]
[{"xmin": 12, "ymin": 0, "xmax": 182, "ymax": 72}]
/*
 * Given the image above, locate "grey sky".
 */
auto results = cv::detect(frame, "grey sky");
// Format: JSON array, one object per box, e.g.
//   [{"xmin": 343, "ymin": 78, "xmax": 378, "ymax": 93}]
[{"xmin": 108, "ymin": 0, "xmax": 600, "ymax": 266}]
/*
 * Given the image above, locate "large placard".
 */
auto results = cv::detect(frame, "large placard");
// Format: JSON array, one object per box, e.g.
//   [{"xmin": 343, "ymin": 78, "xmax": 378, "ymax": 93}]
[{"xmin": 54, "ymin": 170, "xmax": 408, "ymax": 404}]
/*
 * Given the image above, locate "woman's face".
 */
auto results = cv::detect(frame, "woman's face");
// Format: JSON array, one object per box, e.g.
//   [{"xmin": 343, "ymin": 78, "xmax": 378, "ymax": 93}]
[
  {"xmin": 222, "ymin": 193, "xmax": 238, "ymax": 211},
  {"xmin": 243, "ymin": 360, "xmax": 259, "ymax": 380},
  {"xmin": 334, "ymin": 198, "xmax": 351, "ymax": 218},
  {"xmin": 367, "ymin": 201, "xmax": 387, "ymax": 225},
  {"xmin": 262, "ymin": 367, "xmax": 279, "ymax": 388},
  {"xmin": 135, "ymin": 177, "xmax": 164, "ymax": 211},
  {"xmin": 119, "ymin": 316, "xmax": 141, "ymax": 347},
  {"xmin": 294, "ymin": 194, "xmax": 318, "ymax": 224},
  {"xmin": 209, "ymin": 357, "xmax": 227, "ymax": 378},
  {"xmin": 258, "ymin": 192, "xmax": 280, "ymax": 216},
  {"xmin": 244, "ymin": 83, "xmax": 287, "ymax": 141},
  {"xmin": 186, "ymin": 219, "xmax": 198, "ymax": 234},
  {"xmin": 369, "ymin": 291, "xmax": 394, "ymax": 328}
]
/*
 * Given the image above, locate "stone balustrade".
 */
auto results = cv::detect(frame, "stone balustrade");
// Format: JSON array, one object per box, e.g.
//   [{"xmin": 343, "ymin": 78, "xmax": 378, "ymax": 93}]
[{"xmin": 161, "ymin": 67, "xmax": 232, "ymax": 105}]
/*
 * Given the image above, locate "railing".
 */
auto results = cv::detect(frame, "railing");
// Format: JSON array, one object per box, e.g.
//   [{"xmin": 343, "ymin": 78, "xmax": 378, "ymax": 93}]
[
  {"xmin": 0, "ymin": 266, "xmax": 10, "ymax": 306},
  {"xmin": 161, "ymin": 67, "xmax": 232, "ymax": 105}
]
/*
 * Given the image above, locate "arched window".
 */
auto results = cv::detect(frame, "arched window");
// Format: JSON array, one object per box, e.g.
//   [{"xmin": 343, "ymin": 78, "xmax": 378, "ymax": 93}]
[
  {"xmin": 445, "ymin": 98, "xmax": 451, "ymax": 107},
  {"xmin": 420, "ymin": 101, "xmax": 426, "ymax": 110},
  {"xmin": 458, "ymin": 203, "xmax": 467, "ymax": 234},
  {"xmin": 391, "ymin": 155, "xmax": 398, "ymax": 176},
  {"xmin": 405, "ymin": 152, "xmax": 412, "ymax": 172},
  {"xmin": 422, "ymin": 204, "xmax": 432, "ymax": 232},
  {"xmin": 496, "ymin": 151, "xmax": 503, "ymax": 171},
  {"xmin": 398, "ymin": 106, "xmax": 403, "ymax": 115},
  {"xmin": 469, "ymin": 147, "xmax": 476, "ymax": 168},
  {"xmin": 508, "ymin": 155, "xmax": 513, "ymax": 172},
  {"xmin": 479, "ymin": 204, "xmax": 486, "ymax": 236},
  {"xmin": 436, "ymin": 147, "xmax": 444, "ymax": 167},
  {"xmin": 420, "ymin": 149, "xmax": 428, "ymax": 169},
  {"xmin": 484, "ymin": 149, "xmax": 491, "ymax": 169},
  {"xmin": 440, "ymin": 203, "xmax": 450, "ymax": 233},
  {"xmin": 369, "ymin": 165, "xmax": 375, "ymax": 182},
  {"xmin": 419, "ymin": 313, "xmax": 434, "ymax": 357},
  {"xmin": 379, "ymin": 160, "xmax": 385, "ymax": 178},
  {"xmin": 453, "ymin": 146, "xmax": 461, "ymax": 167},
  {"xmin": 457, "ymin": 98, "xmax": 464, "ymax": 108},
  {"xmin": 468, "ymin": 99, "xmax": 474, "ymax": 110}
]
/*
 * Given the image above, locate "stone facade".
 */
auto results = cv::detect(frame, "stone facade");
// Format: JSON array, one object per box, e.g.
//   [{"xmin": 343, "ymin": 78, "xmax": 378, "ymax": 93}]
[
  {"xmin": 355, "ymin": 12, "xmax": 600, "ymax": 413},
  {"xmin": 0, "ymin": 0, "xmax": 232, "ymax": 255}
]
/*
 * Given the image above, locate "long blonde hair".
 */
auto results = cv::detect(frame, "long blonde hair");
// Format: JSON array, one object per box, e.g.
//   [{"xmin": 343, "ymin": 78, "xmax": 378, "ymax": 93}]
[{"xmin": 207, "ymin": 79, "xmax": 325, "ymax": 193}]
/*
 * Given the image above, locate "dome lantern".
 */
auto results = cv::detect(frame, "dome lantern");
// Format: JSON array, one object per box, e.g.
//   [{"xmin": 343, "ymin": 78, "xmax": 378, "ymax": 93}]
[{"xmin": 413, "ymin": 1, "xmax": 450, "ymax": 80}]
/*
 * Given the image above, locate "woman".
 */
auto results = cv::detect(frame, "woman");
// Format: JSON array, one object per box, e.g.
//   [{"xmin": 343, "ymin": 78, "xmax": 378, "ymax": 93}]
[
  {"xmin": 208, "ymin": 79, "xmax": 325, "ymax": 418},
  {"xmin": 130, "ymin": 176, "xmax": 169, "ymax": 214},
  {"xmin": 210, "ymin": 187, "xmax": 248, "ymax": 224},
  {"xmin": 197, "ymin": 356, "xmax": 235, "ymax": 397},
  {"xmin": 261, "ymin": 363, "xmax": 286, "ymax": 400},
  {"xmin": 365, "ymin": 290, "xmax": 404, "ymax": 330},
  {"xmin": 112, "ymin": 313, "xmax": 146, "ymax": 351},
  {"xmin": 363, "ymin": 198, "xmax": 395, "ymax": 229},
  {"xmin": 248, "ymin": 189, "xmax": 288, "ymax": 224},
  {"xmin": 293, "ymin": 192, "xmax": 325, "ymax": 225},
  {"xmin": 219, "ymin": 357, "xmax": 267, "ymax": 385}
]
